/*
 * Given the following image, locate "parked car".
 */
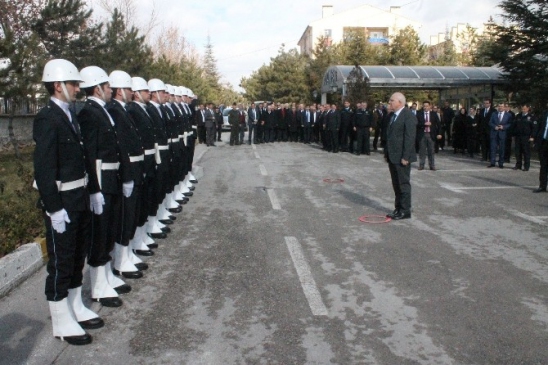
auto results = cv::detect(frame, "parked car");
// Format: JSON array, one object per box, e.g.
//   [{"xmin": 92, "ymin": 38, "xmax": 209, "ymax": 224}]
[{"xmin": 222, "ymin": 107, "xmax": 248, "ymax": 131}]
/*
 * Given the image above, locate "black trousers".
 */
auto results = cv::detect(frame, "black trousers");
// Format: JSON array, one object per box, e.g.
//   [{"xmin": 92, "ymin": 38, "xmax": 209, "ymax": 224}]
[
  {"xmin": 197, "ymin": 126, "xmax": 206, "ymax": 143},
  {"xmin": 515, "ymin": 136, "xmax": 531, "ymax": 169},
  {"xmin": 45, "ymin": 209, "xmax": 90, "ymax": 301},
  {"xmin": 373, "ymin": 126, "xmax": 381, "ymax": 150},
  {"xmin": 320, "ymin": 129, "xmax": 327, "ymax": 149},
  {"xmin": 255, "ymin": 124, "xmax": 264, "ymax": 143},
  {"xmin": 155, "ymin": 152, "xmax": 169, "ymax": 205},
  {"xmin": 538, "ymin": 141, "xmax": 548, "ymax": 189},
  {"xmin": 339, "ymin": 123, "xmax": 350, "ymax": 150},
  {"xmin": 303, "ymin": 126, "xmax": 312, "ymax": 143},
  {"xmin": 289, "ymin": 130, "xmax": 299, "ymax": 142},
  {"xmin": 187, "ymin": 132, "xmax": 196, "ymax": 171},
  {"xmin": 230, "ymin": 125, "xmax": 239, "ymax": 145},
  {"xmin": 265, "ymin": 128, "xmax": 274, "ymax": 142},
  {"xmin": 206, "ymin": 125, "xmax": 216, "ymax": 145},
  {"xmin": 388, "ymin": 162, "xmax": 412, "ymax": 214},
  {"xmin": 277, "ymin": 128, "xmax": 287, "ymax": 142},
  {"xmin": 118, "ymin": 184, "xmax": 141, "ymax": 245},
  {"xmin": 481, "ymin": 132, "xmax": 490, "ymax": 160},
  {"xmin": 328, "ymin": 130, "xmax": 339, "ymax": 151},
  {"xmin": 356, "ymin": 128, "xmax": 370, "ymax": 154},
  {"xmin": 216, "ymin": 124, "xmax": 223, "ymax": 141},
  {"xmin": 88, "ymin": 193, "xmax": 121, "ymax": 267}
]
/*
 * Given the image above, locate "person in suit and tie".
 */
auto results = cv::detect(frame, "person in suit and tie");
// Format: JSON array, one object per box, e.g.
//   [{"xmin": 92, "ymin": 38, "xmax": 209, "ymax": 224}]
[
  {"xmin": 326, "ymin": 104, "xmax": 341, "ymax": 152},
  {"xmin": 385, "ymin": 92, "xmax": 417, "ymax": 220},
  {"xmin": 488, "ymin": 103, "xmax": 512, "ymax": 168},
  {"xmin": 247, "ymin": 103, "xmax": 258, "ymax": 144},
  {"xmin": 416, "ymin": 101, "xmax": 442, "ymax": 171},
  {"xmin": 532, "ymin": 109, "xmax": 548, "ymax": 192},
  {"xmin": 204, "ymin": 102, "xmax": 216, "ymax": 147},
  {"xmin": 34, "ymin": 59, "xmax": 103, "ymax": 346},
  {"xmin": 302, "ymin": 105, "xmax": 314, "ymax": 144},
  {"xmin": 479, "ymin": 99, "xmax": 496, "ymax": 161}
]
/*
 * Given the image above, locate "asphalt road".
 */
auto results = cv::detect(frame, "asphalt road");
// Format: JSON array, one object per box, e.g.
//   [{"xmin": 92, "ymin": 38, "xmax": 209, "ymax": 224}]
[{"xmin": 1, "ymin": 135, "xmax": 547, "ymax": 365}]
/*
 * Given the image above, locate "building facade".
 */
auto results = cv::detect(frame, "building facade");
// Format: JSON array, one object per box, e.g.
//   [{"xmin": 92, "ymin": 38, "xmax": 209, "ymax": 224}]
[{"xmin": 298, "ymin": 5, "xmax": 422, "ymax": 57}]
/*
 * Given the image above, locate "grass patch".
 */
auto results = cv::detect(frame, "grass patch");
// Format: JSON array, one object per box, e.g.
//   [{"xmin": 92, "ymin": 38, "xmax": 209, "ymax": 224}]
[{"xmin": 0, "ymin": 146, "xmax": 44, "ymax": 258}]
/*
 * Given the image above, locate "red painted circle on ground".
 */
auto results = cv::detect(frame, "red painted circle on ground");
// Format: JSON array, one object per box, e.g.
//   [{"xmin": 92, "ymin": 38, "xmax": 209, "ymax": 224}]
[
  {"xmin": 358, "ymin": 215, "xmax": 392, "ymax": 224},
  {"xmin": 323, "ymin": 178, "xmax": 345, "ymax": 183}
]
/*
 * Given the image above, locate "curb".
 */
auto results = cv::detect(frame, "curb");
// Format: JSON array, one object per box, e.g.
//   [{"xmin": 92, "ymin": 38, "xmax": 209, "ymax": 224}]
[{"xmin": 0, "ymin": 242, "xmax": 45, "ymax": 298}]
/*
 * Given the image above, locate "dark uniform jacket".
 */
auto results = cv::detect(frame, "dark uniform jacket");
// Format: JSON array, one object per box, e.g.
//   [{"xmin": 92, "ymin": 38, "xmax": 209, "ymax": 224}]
[
  {"xmin": 127, "ymin": 102, "xmax": 157, "ymax": 176},
  {"xmin": 354, "ymin": 109, "xmax": 373, "ymax": 128},
  {"xmin": 326, "ymin": 110, "xmax": 341, "ymax": 131},
  {"xmin": 513, "ymin": 112, "xmax": 535, "ymax": 137},
  {"xmin": 146, "ymin": 102, "xmax": 169, "ymax": 145},
  {"xmin": 107, "ymin": 100, "xmax": 144, "ymax": 185},
  {"xmin": 78, "ymin": 98, "xmax": 121, "ymax": 195},
  {"xmin": 340, "ymin": 108, "xmax": 354, "ymax": 126},
  {"xmin": 34, "ymin": 100, "xmax": 94, "ymax": 213}
]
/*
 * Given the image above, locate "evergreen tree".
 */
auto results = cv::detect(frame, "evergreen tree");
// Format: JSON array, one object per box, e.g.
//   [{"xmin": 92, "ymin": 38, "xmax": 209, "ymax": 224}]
[
  {"xmin": 429, "ymin": 40, "xmax": 458, "ymax": 66},
  {"xmin": 32, "ymin": 0, "xmax": 103, "ymax": 68},
  {"xmin": 345, "ymin": 65, "xmax": 372, "ymax": 106},
  {"xmin": 388, "ymin": 26, "xmax": 427, "ymax": 66},
  {"xmin": 488, "ymin": 0, "xmax": 548, "ymax": 108},
  {"xmin": 202, "ymin": 35, "xmax": 221, "ymax": 102},
  {"xmin": 99, "ymin": 8, "xmax": 152, "ymax": 75}
]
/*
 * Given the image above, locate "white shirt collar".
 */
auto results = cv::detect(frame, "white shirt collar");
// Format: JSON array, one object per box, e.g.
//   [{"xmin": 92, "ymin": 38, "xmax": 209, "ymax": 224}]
[{"xmin": 50, "ymin": 97, "xmax": 71, "ymax": 122}]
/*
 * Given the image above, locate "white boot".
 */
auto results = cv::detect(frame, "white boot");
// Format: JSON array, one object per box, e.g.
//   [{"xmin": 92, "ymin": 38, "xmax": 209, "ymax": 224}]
[
  {"xmin": 67, "ymin": 286, "xmax": 100, "ymax": 323},
  {"xmin": 89, "ymin": 265, "xmax": 119, "ymax": 299},
  {"xmin": 130, "ymin": 227, "xmax": 150, "ymax": 251},
  {"xmin": 49, "ymin": 298, "xmax": 89, "ymax": 342},
  {"xmin": 188, "ymin": 171, "xmax": 197, "ymax": 183},
  {"xmin": 105, "ymin": 261, "xmax": 126, "ymax": 289},
  {"xmin": 147, "ymin": 216, "xmax": 163, "ymax": 234},
  {"xmin": 165, "ymin": 193, "xmax": 180, "ymax": 209},
  {"xmin": 173, "ymin": 189, "xmax": 185, "ymax": 201},
  {"xmin": 140, "ymin": 225, "xmax": 155, "ymax": 245},
  {"xmin": 113, "ymin": 243, "xmax": 139, "ymax": 273},
  {"xmin": 157, "ymin": 204, "xmax": 171, "ymax": 220},
  {"xmin": 181, "ymin": 182, "xmax": 192, "ymax": 195}
]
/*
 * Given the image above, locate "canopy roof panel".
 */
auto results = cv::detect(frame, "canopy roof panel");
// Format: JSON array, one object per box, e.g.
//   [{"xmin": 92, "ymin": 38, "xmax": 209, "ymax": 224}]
[{"xmin": 321, "ymin": 65, "xmax": 507, "ymax": 92}]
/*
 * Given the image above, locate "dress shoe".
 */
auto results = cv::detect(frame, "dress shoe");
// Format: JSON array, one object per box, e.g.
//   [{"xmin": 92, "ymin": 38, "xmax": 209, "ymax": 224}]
[
  {"xmin": 93, "ymin": 297, "xmax": 123, "ymax": 307},
  {"xmin": 148, "ymin": 232, "xmax": 166, "ymax": 239},
  {"xmin": 168, "ymin": 214, "xmax": 177, "ymax": 220},
  {"xmin": 386, "ymin": 209, "xmax": 400, "ymax": 219},
  {"xmin": 523, "ymin": 168, "xmax": 529, "ymax": 171},
  {"xmin": 183, "ymin": 191, "xmax": 193, "ymax": 197},
  {"xmin": 512, "ymin": 166, "xmax": 520, "ymax": 170},
  {"xmin": 161, "ymin": 226, "xmax": 171, "ymax": 233},
  {"xmin": 135, "ymin": 262, "xmax": 149, "ymax": 271},
  {"xmin": 113, "ymin": 268, "xmax": 143, "ymax": 279},
  {"xmin": 168, "ymin": 206, "xmax": 182, "ymax": 213},
  {"xmin": 114, "ymin": 283, "xmax": 132, "ymax": 295},
  {"xmin": 78, "ymin": 317, "xmax": 104, "ymax": 330},
  {"xmin": 217, "ymin": 139, "xmax": 221, "ymax": 142},
  {"xmin": 392, "ymin": 211, "xmax": 411, "ymax": 220},
  {"xmin": 175, "ymin": 198, "xmax": 186, "ymax": 204},
  {"xmin": 189, "ymin": 186, "xmax": 196, "ymax": 191},
  {"xmin": 135, "ymin": 249, "xmax": 154, "ymax": 256},
  {"xmin": 430, "ymin": 167, "xmax": 436, "ymax": 171},
  {"xmin": 533, "ymin": 187, "xmax": 547, "ymax": 193},
  {"xmin": 487, "ymin": 164, "xmax": 495, "ymax": 168},
  {"xmin": 498, "ymin": 165, "xmax": 504, "ymax": 169},
  {"xmin": 147, "ymin": 243, "xmax": 158, "ymax": 249},
  {"xmin": 56, "ymin": 333, "xmax": 92, "ymax": 345},
  {"xmin": 159, "ymin": 219, "xmax": 173, "ymax": 225},
  {"xmin": 418, "ymin": 166, "xmax": 424, "ymax": 170}
]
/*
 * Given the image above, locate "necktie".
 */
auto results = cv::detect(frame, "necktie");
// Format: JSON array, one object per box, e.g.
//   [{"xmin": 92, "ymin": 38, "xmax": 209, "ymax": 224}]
[
  {"xmin": 425, "ymin": 113, "xmax": 430, "ymax": 133},
  {"xmin": 390, "ymin": 113, "xmax": 396, "ymax": 126},
  {"xmin": 499, "ymin": 112, "xmax": 503, "ymax": 122}
]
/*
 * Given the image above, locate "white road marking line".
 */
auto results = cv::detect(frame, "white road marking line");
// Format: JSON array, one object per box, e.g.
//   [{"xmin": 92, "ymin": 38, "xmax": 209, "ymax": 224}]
[
  {"xmin": 435, "ymin": 169, "xmax": 513, "ymax": 172},
  {"xmin": 266, "ymin": 188, "xmax": 281, "ymax": 210},
  {"xmin": 254, "ymin": 151, "xmax": 261, "ymax": 159},
  {"xmin": 259, "ymin": 164, "xmax": 268, "ymax": 176},
  {"xmin": 507, "ymin": 209, "xmax": 547, "ymax": 224},
  {"xmin": 284, "ymin": 237, "xmax": 328, "ymax": 316},
  {"xmin": 439, "ymin": 183, "xmax": 537, "ymax": 192},
  {"xmin": 193, "ymin": 148, "xmax": 208, "ymax": 165},
  {"xmin": 252, "ymin": 144, "xmax": 257, "ymax": 150}
]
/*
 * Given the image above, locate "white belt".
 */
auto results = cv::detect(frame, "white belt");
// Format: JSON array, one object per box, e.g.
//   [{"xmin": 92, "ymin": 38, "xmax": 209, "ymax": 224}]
[
  {"xmin": 144, "ymin": 148, "xmax": 156, "ymax": 155},
  {"xmin": 178, "ymin": 134, "xmax": 184, "ymax": 139},
  {"xmin": 129, "ymin": 154, "xmax": 144, "ymax": 162},
  {"xmin": 192, "ymin": 126, "xmax": 197, "ymax": 130},
  {"xmin": 101, "ymin": 162, "xmax": 120, "ymax": 170},
  {"xmin": 157, "ymin": 145, "xmax": 169, "ymax": 151},
  {"xmin": 32, "ymin": 176, "xmax": 88, "ymax": 192},
  {"xmin": 170, "ymin": 138, "xmax": 179, "ymax": 143}
]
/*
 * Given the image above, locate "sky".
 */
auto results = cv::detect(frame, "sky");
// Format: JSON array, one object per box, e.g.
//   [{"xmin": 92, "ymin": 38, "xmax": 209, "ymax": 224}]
[{"xmin": 89, "ymin": 0, "xmax": 502, "ymax": 91}]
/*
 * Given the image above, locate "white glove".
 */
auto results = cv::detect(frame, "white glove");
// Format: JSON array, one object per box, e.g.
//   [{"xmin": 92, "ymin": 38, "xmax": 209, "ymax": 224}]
[
  {"xmin": 123, "ymin": 180, "xmax": 134, "ymax": 198},
  {"xmin": 90, "ymin": 192, "xmax": 105, "ymax": 215},
  {"xmin": 50, "ymin": 209, "xmax": 70, "ymax": 234}
]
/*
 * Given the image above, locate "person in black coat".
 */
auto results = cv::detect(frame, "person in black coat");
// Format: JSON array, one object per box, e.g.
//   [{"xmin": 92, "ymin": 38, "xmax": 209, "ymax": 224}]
[
  {"xmin": 478, "ymin": 99, "xmax": 496, "ymax": 161},
  {"xmin": 326, "ymin": 104, "xmax": 341, "ymax": 152},
  {"xmin": 35, "ymin": 59, "xmax": 103, "ymax": 345},
  {"xmin": 465, "ymin": 107, "xmax": 479, "ymax": 158},
  {"xmin": 385, "ymin": 92, "xmax": 417, "ymax": 220},
  {"xmin": 513, "ymin": 105, "xmax": 535, "ymax": 171},
  {"xmin": 532, "ymin": 110, "xmax": 548, "ymax": 192},
  {"xmin": 452, "ymin": 107, "xmax": 468, "ymax": 154},
  {"xmin": 215, "ymin": 106, "xmax": 223, "ymax": 142},
  {"xmin": 353, "ymin": 102, "xmax": 373, "ymax": 155}
]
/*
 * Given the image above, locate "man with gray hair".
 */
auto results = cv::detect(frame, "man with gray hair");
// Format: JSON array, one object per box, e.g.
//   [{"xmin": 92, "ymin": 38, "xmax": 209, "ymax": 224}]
[{"xmin": 384, "ymin": 92, "xmax": 417, "ymax": 220}]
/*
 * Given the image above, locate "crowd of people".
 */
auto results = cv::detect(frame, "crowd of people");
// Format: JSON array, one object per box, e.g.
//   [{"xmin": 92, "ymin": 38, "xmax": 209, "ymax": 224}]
[{"xmin": 34, "ymin": 59, "xmax": 200, "ymax": 345}]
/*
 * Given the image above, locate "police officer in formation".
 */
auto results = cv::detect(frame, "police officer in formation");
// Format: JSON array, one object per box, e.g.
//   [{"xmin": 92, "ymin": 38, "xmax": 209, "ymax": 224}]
[{"xmin": 33, "ymin": 59, "xmax": 198, "ymax": 345}]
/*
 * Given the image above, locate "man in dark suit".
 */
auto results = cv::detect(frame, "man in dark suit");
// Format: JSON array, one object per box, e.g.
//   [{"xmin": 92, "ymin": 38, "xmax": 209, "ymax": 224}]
[
  {"xmin": 262, "ymin": 104, "xmax": 277, "ymax": 143},
  {"xmin": 512, "ymin": 105, "xmax": 535, "ymax": 171},
  {"xmin": 479, "ymin": 99, "xmax": 496, "ymax": 161},
  {"xmin": 196, "ymin": 104, "xmax": 206, "ymax": 144},
  {"xmin": 373, "ymin": 103, "xmax": 385, "ymax": 151},
  {"xmin": 204, "ymin": 102, "xmax": 216, "ymax": 146},
  {"xmin": 385, "ymin": 92, "xmax": 417, "ymax": 220},
  {"xmin": 339, "ymin": 100, "xmax": 354, "ymax": 152},
  {"xmin": 326, "ymin": 104, "xmax": 341, "ymax": 152},
  {"xmin": 532, "ymin": 109, "xmax": 548, "ymax": 192},
  {"xmin": 302, "ymin": 105, "xmax": 313, "ymax": 144},
  {"xmin": 353, "ymin": 102, "xmax": 373, "ymax": 155},
  {"xmin": 488, "ymin": 103, "xmax": 513, "ymax": 168},
  {"xmin": 416, "ymin": 101, "xmax": 442, "ymax": 171},
  {"xmin": 78, "ymin": 66, "xmax": 124, "ymax": 308},
  {"xmin": 35, "ymin": 59, "xmax": 102, "ymax": 345},
  {"xmin": 247, "ymin": 103, "xmax": 258, "ymax": 144}
]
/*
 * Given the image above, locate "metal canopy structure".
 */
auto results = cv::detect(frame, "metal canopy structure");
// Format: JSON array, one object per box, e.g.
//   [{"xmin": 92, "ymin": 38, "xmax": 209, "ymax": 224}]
[{"xmin": 320, "ymin": 65, "xmax": 508, "ymax": 106}]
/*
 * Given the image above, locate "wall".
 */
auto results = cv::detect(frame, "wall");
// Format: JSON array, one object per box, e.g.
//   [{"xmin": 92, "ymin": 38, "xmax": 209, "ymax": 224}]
[{"xmin": 0, "ymin": 115, "xmax": 35, "ymax": 150}]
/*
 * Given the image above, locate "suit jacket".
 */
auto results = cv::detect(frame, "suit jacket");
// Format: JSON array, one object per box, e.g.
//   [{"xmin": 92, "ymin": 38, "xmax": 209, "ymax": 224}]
[
  {"xmin": 416, "ymin": 110, "xmax": 441, "ymax": 141},
  {"xmin": 108, "ymin": 100, "xmax": 144, "ymax": 185},
  {"xmin": 262, "ymin": 110, "xmax": 277, "ymax": 129},
  {"xmin": 33, "ymin": 100, "xmax": 92, "ymax": 213},
  {"xmin": 196, "ymin": 109, "xmax": 206, "ymax": 127},
  {"xmin": 385, "ymin": 108, "xmax": 417, "ymax": 164},
  {"xmin": 489, "ymin": 111, "xmax": 512, "ymax": 136},
  {"xmin": 533, "ymin": 112, "xmax": 548, "ymax": 150},
  {"xmin": 479, "ymin": 106, "xmax": 496, "ymax": 133},
  {"xmin": 302, "ymin": 110, "xmax": 313, "ymax": 127},
  {"xmin": 78, "ymin": 98, "xmax": 121, "ymax": 195},
  {"xmin": 248, "ymin": 107, "xmax": 259, "ymax": 124},
  {"xmin": 204, "ymin": 108, "xmax": 215, "ymax": 128},
  {"xmin": 326, "ymin": 110, "xmax": 340, "ymax": 131}
]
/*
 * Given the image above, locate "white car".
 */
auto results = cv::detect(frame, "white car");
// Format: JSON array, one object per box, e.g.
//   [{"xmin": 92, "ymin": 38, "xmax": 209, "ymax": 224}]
[{"xmin": 221, "ymin": 108, "xmax": 248, "ymax": 131}]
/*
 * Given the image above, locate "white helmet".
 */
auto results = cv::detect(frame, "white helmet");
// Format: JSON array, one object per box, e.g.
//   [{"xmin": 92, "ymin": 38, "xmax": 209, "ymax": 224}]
[
  {"xmin": 180, "ymin": 86, "xmax": 189, "ymax": 96},
  {"xmin": 165, "ymin": 84, "xmax": 175, "ymax": 95},
  {"xmin": 187, "ymin": 88, "xmax": 195, "ymax": 98},
  {"xmin": 132, "ymin": 77, "xmax": 149, "ymax": 92},
  {"xmin": 174, "ymin": 87, "xmax": 183, "ymax": 96},
  {"xmin": 42, "ymin": 59, "xmax": 82, "ymax": 82},
  {"xmin": 109, "ymin": 70, "xmax": 132, "ymax": 88},
  {"xmin": 80, "ymin": 66, "xmax": 109, "ymax": 88},
  {"xmin": 148, "ymin": 78, "xmax": 166, "ymax": 92}
]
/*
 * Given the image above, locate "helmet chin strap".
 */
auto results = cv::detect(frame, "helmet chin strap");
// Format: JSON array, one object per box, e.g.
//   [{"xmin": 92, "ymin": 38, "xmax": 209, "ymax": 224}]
[
  {"xmin": 136, "ymin": 91, "xmax": 145, "ymax": 104},
  {"xmin": 121, "ymin": 88, "xmax": 128, "ymax": 104},
  {"xmin": 60, "ymin": 82, "xmax": 71, "ymax": 103},
  {"xmin": 156, "ymin": 91, "xmax": 161, "ymax": 103}
]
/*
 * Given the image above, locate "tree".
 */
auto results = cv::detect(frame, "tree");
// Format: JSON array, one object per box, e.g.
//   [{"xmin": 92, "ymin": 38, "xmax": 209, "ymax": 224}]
[
  {"xmin": 388, "ymin": 26, "xmax": 427, "ymax": 66},
  {"xmin": 487, "ymin": 0, "xmax": 548, "ymax": 108},
  {"xmin": 345, "ymin": 65, "xmax": 372, "ymax": 106},
  {"xmin": 335, "ymin": 28, "xmax": 376, "ymax": 65},
  {"xmin": 201, "ymin": 35, "xmax": 221, "ymax": 103},
  {"xmin": 429, "ymin": 40, "xmax": 458, "ymax": 66},
  {"xmin": 99, "ymin": 8, "xmax": 152, "ymax": 76},
  {"xmin": 32, "ymin": 0, "xmax": 104, "ymax": 68}
]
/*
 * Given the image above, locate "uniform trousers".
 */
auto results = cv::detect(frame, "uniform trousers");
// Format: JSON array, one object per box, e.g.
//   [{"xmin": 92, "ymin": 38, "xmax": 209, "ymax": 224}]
[
  {"xmin": 88, "ymin": 193, "xmax": 121, "ymax": 267},
  {"xmin": 230, "ymin": 125, "xmax": 239, "ymax": 145},
  {"xmin": 118, "ymin": 184, "xmax": 141, "ymax": 245},
  {"xmin": 538, "ymin": 140, "xmax": 548, "ymax": 189},
  {"xmin": 514, "ymin": 135, "xmax": 531, "ymax": 169},
  {"xmin": 45, "ymin": 209, "xmax": 90, "ymax": 301},
  {"xmin": 328, "ymin": 130, "xmax": 339, "ymax": 151},
  {"xmin": 356, "ymin": 128, "xmax": 370, "ymax": 154}
]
